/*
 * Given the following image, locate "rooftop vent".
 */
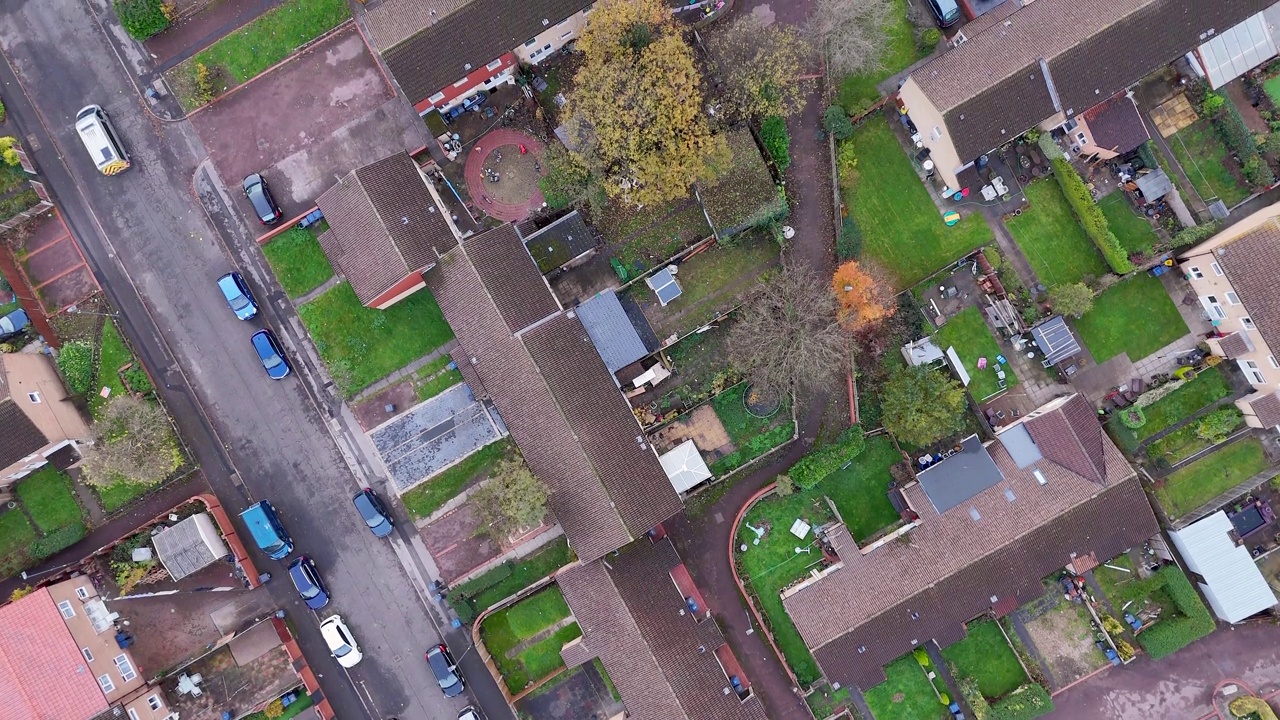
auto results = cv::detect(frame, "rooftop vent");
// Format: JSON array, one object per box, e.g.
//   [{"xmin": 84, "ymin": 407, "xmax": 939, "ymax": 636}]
[
  {"xmin": 1004, "ymin": 488, "xmax": 1016, "ymax": 502},
  {"xmin": 969, "ymin": 507, "xmax": 982, "ymax": 521}
]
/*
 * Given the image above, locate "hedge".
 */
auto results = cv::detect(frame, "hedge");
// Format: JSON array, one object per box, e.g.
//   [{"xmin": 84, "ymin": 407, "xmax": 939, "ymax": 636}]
[
  {"xmin": 1172, "ymin": 221, "xmax": 1219, "ymax": 247},
  {"xmin": 760, "ymin": 116, "xmax": 792, "ymax": 172},
  {"xmin": 1136, "ymin": 565, "xmax": 1216, "ymax": 659},
  {"xmin": 31, "ymin": 523, "xmax": 87, "ymax": 561},
  {"xmin": 57, "ymin": 341, "xmax": 95, "ymax": 395},
  {"xmin": 792, "ymin": 426, "xmax": 865, "ymax": 489},
  {"xmin": 114, "ymin": 0, "xmax": 170, "ymax": 40},
  {"xmin": 987, "ymin": 683, "xmax": 1054, "ymax": 720},
  {"xmin": 837, "ymin": 216, "xmax": 862, "ymax": 260},
  {"xmin": 1049, "ymin": 158, "xmax": 1133, "ymax": 274}
]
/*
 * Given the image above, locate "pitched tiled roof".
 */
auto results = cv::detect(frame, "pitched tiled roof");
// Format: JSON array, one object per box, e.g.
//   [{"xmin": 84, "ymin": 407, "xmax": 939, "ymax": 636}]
[
  {"xmin": 783, "ymin": 395, "xmax": 1153, "ymax": 689},
  {"xmin": 379, "ymin": 0, "xmax": 593, "ymax": 104},
  {"xmin": 461, "ymin": 226, "xmax": 561, "ymax": 333},
  {"xmin": 0, "ymin": 398, "xmax": 46, "ymax": 471},
  {"xmin": 364, "ymin": 0, "xmax": 472, "ymax": 51},
  {"xmin": 1250, "ymin": 391, "xmax": 1280, "ymax": 428},
  {"xmin": 1081, "ymin": 93, "xmax": 1150, "ymax": 155},
  {"xmin": 0, "ymin": 588, "xmax": 110, "ymax": 720},
  {"xmin": 558, "ymin": 538, "xmax": 769, "ymax": 720},
  {"xmin": 1215, "ymin": 218, "xmax": 1280, "ymax": 352},
  {"xmin": 426, "ymin": 226, "xmax": 680, "ymax": 562},
  {"xmin": 912, "ymin": 0, "xmax": 1273, "ymax": 161},
  {"xmin": 1217, "ymin": 330, "xmax": 1254, "ymax": 359},
  {"xmin": 315, "ymin": 154, "xmax": 458, "ymax": 305},
  {"xmin": 1024, "ymin": 395, "xmax": 1108, "ymax": 484}
]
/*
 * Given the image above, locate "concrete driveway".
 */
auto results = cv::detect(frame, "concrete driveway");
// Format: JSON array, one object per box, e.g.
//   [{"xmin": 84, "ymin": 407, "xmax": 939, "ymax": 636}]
[
  {"xmin": 1049, "ymin": 621, "xmax": 1280, "ymax": 719},
  {"xmin": 189, "ymin": 24, "xmax": 426, "ymax": 225}
]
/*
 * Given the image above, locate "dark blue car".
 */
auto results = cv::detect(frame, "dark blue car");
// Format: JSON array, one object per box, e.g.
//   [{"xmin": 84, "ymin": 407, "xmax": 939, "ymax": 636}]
[
  {"xmin": 353, "ymin": 488, "xmax": 394, "ymax": 538},
  {"xmin": 287, "ymin": 556, "xmax": 329, "ymax": 610},
  {"xmin": 0, "ymin": 307, "xmax": 29, "ymax": 341},
  {"xmin": 217, "ymin": 272, "xmax": 258, "ymax": 320},
  {"xmin": 251, "ymin": 329, "xmax": 290, "ymax": 379}
]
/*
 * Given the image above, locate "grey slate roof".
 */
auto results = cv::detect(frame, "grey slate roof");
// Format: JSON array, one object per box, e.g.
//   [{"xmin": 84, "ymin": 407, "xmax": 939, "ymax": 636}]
[
  {"xmin": 520, "ymin": 211, "xmax": 597, "ymax": 274},
  {"xmin": 379, "ymin": 0, "xmax": 593, "ymax": 105},
  {"xmin": 916, "ymin": 434, "xmax": 1006, "ymax": 514},
  {"xmin": 575, "ymin": 290, "xmax": 650, "ymax": 373},
  {"xmin": 1031, "ymin": 315, "xmax": 1082, "ymax": 365}
]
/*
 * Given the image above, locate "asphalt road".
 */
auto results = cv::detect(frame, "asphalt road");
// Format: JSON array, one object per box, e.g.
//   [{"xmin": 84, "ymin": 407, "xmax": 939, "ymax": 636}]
[{"xmin": 0, "ymin": 0, "xmax": 510, "ymax": 718}]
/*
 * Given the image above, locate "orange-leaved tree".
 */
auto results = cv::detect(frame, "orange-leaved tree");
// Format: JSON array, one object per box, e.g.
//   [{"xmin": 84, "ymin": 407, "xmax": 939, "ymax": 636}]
[{"xmin": 832, "ymin": 260, "xmax": 895, "ymax": 331}]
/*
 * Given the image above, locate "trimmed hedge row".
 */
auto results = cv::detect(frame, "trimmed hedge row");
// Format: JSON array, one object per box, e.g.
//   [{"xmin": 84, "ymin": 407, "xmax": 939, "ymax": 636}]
[
  {"xmin": 792, "ymin": 426, "xmax": 865, "ymax": 489},
  {"xmin": 761, "ymin": 116, "xmax": 792, "ymax": 172},
  {"xmin": 988, "ymin": 683, "xmax": 1054, "ymax": 720},
  {"xmin": 1137, "ymin": 565, "xmax": 1216, "ymax": 659},
  {"xmin": 1049, "ymin": 158, "xmax": 1133, "ymax": 274}
]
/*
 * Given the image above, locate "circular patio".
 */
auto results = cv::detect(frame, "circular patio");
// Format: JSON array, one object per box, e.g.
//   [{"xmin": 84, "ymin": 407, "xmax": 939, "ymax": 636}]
[{"xmin": 464, "ymin": 129, "xmax": 547, "ymax": 222}]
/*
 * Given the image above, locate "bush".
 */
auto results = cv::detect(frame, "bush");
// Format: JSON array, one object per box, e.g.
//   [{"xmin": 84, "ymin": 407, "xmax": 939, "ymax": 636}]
[
  {"xmin": 263, "ymin": 699, "xmax": 285, "ymax": 719},
  {"xmin": 775, "ymin": 473, "xmax": 795, "ymax": 496},
  {"xmin": 1136, "ymin": 565, "xmax": 1216, "ymax": 659},
  {"xmin": 1172, "ymin": 221, "xmax": 1219, "ymax": 247},
  {"xmin": 792, "ymin": 426, "xmax": 865, "ymax": 489},
  {"xmin": 57, "ymin": 341, "xmax": 95, "ymax": 395},
  {"xmin": 918, "ymin": 27, "xmax": 942, "ymax": 53},
  {"xmin": 1212, "ymin": 102, "xmax": 1256, "ymax": 161},
  {"xmin": 1137, "ymin": 140, "xmax": 1160, "ymax": 171},
  {"xmin": 987, "ymin": 683, "xmax": 1054, "ymax": 720},
  {"xmin": 124, "ymin": 364, "xmax": 153, "ymax": 394},
  {"xmin": 0, "ymin": 100, "xmax": 6, "ymax": 123},
  {"xmin": 538, "ymin": 145, "xmax": 590, "ymax": 210},
  {"xmin": 760, "ymin": 115, "xmax": 791, "ymax": 171},
  {"xmin": 1195, "ymin": 406, "xmax": 1241, "ymax": 443},
  {"xmin": 823, "ymin": 105, "xmax": 855, "ymax": 141},
  {"xmin": 983, "ymin": 246, "xmax": 1003, "ymax": 271},
  {"xmin": 1049, "ymin": 158, "xmax": 1133, "ymax": 273},
  {"xmin": 114, "ymin": 0, "xmax": 170, "ymax": 40},
  {"xmin": 1263, "ymin": 133, "xmax": 1280, "ymax": 155},
  {"xmin": 1, "ymin": 148, "xmax": 17, "ymax": 167},
  {"xmin": 1119, "ymin": 406, "xmax": 1146, "ymax": 429},
  {"xmin": 1242, "ymin": 155, "xmax": 1276, "ymax": 188},
  {"xmin": 1200, "ymin": 92, "xmax": 1225, "ymax": 117},
  {"xmin": 836, "ymin": 139, "xmax": 858, "ymax": 191},
  {"xmin": 31, "ymin": 523, "xmax": 86, "ymax": 561},
  {"xmin": 193, "ymin": 62, "xmax": 217, "ymax": 104},
  {"xmin": 837, "ymin": 216, "xmax": 862, "ymax": 260}
]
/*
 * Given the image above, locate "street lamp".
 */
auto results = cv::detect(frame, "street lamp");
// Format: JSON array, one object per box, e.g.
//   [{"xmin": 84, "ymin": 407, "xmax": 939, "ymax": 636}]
[{"xmin": 21, "ymin": 559, "xmax": 78, "ymax": 581}]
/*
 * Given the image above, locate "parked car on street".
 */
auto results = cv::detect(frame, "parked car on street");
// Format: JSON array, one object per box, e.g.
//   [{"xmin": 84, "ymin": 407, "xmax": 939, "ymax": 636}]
[
  {"xmin": 0, "ymin": 307, "xmax": 29, "ymax": 341},
  {"xmin": 426, "ymin": 643, "xmax": 465, "ymax": 697},
  {"xmin": 926, "ymin": 0, "xmax": 961, "ymax": 26},
  {"xmin": 458, "ymin": 706, "xmax": 484, "ymax": 720},
  {"xmin": 251, "ymin": 329, "xmax": 291, "ymax": 379},
  {"xmin": 352, "ymin": 488, "xmax": 394, "ymax": 538},
  {"xmin": 288, "ymin": 556, "xmax": 330, "ymax": 610},
  {"xmin": 320, "ymin": 615, "xmax": 363, "ymax": 668},
  {"xmin": 242, "ymin": 173, "xmax": 282, "ymax": 225},
  {"xmin": 217, "ymin": 272, "xmax": 258, "ymax": 320}
]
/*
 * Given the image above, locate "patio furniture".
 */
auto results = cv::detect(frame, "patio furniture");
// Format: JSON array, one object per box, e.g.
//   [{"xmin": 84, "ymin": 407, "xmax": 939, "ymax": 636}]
[
  {"xmin": 790, "ymin": 519, "xmax": 811, "ymax": 539},
  {"xmin": 996, "ymin": 354, "xmax": 1007, "ymax": 364},
  {"xmin": 978, "ymin": 357, "xmax": 988, "ymax": 369}
]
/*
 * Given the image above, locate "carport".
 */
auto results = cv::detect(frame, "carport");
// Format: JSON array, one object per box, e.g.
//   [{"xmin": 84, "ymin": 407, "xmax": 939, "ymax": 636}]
[{"xmin": 368, "ymin": 383, "xmax": 508, "ymax": 492}]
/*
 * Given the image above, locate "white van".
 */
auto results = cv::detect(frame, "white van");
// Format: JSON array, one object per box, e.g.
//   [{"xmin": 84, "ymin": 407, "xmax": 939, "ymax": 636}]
[{"xmin": 74, "ymin": 105, "xmax": 130, "ymax": 176}]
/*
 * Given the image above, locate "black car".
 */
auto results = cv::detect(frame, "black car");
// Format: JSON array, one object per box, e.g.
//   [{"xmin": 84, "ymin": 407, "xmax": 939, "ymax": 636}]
[
  {"xmin": 287, "ymin": 556, "xmax": 330, "ymax": 610},
  {"xmin": 426, "ymin": 643, "xmax": 464, "ymax": 697},
  {"xmin": 926, "ymin": 0, "xmax": 961, "ymax": 26},
  {"xmin": 251, "ymin": 329, "xmax": 291, "ymax": 380},
  {"xmin": 217, "ymin": 272, "xmax": 258, "ymax": 320},
  {"xmin": 243, "ymin": 173, "xmax": 282, "ymax": 225},
  {"xmin": 352, "ymin": 488, "xmax": 394, "ymax": 538}
]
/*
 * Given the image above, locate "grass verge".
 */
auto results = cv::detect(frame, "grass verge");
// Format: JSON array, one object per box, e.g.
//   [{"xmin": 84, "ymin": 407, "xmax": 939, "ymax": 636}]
[{"xmin": 262, "ymin": 227, "xmax": 335, "ymax": 299}]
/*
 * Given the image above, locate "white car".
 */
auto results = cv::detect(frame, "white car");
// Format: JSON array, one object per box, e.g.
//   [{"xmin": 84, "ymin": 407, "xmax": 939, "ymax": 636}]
[
  {"xmin": 320, "ymin": 615, "xmax": 363, "ymax": 668},
  {"xmin": 459, "ymin": 707, "xmax": 484, "ymax": 720}
]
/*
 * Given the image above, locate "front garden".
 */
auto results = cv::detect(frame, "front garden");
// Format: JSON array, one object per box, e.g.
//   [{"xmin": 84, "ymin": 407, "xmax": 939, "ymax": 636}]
[
  {"xmin": 1007, "ymin": 180, "xmax": 1109, "ymax": 287},
  {"xmin": 399, "ymin": 439, "xmax": 514, "ymax": 521},
  {"xmin": 261, "ymin": 225, "xmax": 334, "ymax": 299},
  {"xmin": 1074, "ymin": 274, "xmax": 1189, "ymax": 363},
  {"xmin": 0, "ymin": 466, "xmax": 87, "ymax": 578},
  {"xmin": 297, "ymin": 282, "xmax": 454, "ymax": 397},
  {"xmin": 448, "ymin": 540, "xmax": 576, "ymax": 624},
  {"xmin": 479, "ymin": 585, "xmax": 582, "ymax": 693},
  {"xmin": 1093, "ymin": 559, "xmax": 1215, "ymax": 659},
  {"xmin": 863, "ymin": 654, "xmax": 950, "ymax": 720},
  {"xmin": 1155, "ymin": 437, "xmax": 1269, "ymax": 518},
  {"xmin": 942, "ymin": 618, "xmax": 1054, "ymax": 720},
  {"xmin": 934, "ymin": 306, "xmax": 1020, "ymax": 402},
  {"xmin": 842, "ymin": 116, "xmax": 993, "ymax": 288}
]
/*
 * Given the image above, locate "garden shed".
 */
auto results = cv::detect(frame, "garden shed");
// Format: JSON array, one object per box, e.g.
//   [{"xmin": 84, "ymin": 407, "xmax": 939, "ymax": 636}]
[
  {"xmin": 152, "ymin": 512, "xmax": 229, "ymax": 581},
  {"xmin": 1168, "ymin": 511, "xmax": 1277, "ymax": 623},
  {"xmin": 576, "ymin": 289, "xmax": 650, "ymax": 373},
  {"xmin": 1030, "ymin": 315, "xmax": 1081, "ymax": 367},
  {"xmin": 659, "ymin": 439, "xmax": 712, "ymax": 494}
]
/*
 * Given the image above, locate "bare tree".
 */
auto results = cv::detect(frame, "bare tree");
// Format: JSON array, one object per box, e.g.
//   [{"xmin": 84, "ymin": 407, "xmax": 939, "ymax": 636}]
[
  {"xmin": 727, "ymin": 262, "xmax": 850, "ymax": 392},
  {"xmin": 472, "ymin": 457, "xmax": 550, "ymax": 540},
  {"xmin": 808, "ymin": 0, "xmax": 896, "ymax": 77},
  {"xmin": 82, "ymin": 395, "xmax": 181, "ymax": 488},
  {"xmin": 704, "ymin": 15, "xmax": 813, "ymax": 121}
]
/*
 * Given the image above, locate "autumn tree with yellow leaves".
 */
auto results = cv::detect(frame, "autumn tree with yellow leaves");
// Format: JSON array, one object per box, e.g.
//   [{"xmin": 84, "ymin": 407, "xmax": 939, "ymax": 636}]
[
  {"xmin": 564, "ymin": 0, "xmax": 729, "ymax": 206},
  {"xmin": 832, "ymin": 260, "xmax": 895, "ymax": 331}
]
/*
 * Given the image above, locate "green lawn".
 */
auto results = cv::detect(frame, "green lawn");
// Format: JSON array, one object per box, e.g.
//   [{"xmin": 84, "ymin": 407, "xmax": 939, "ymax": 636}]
[
  {"xmin": 298, "ymin": 282, "xmax": 454, "ymax": 397},
  {"xmin": 941, "ymin": 619, "xmax": 1028, "ymax": 701},
  {"xmin": 1099, "ymin": 193, "xmax": 1160, "ymax": 255},
  {"xmin": 1007, "ymin": 180, "xmax": 1108, "ymax": 287},
  {"xmin": 262, "ymin": 227, "xmax": 335, "ymax": 298},
  {"xmin": 242, "ymin": 692, "xmax": 312, "ymax": 720},
  {"xmin": 837, "ymin": 0, "xmax": 923, "ymax": 114},
  {"xmin": 1168, "ymin": 120, "xmax": 1251, "ymax": 208},
  {"xmin": 480, "ymin": 586, "xmax": 580, "ymax": 693},
  {"xmin": 449, "ymin": 541, "xmax": 576, "ymax": 619},
  {"xmin": 863, "ymin": 655, "xmax": 949, "ymax": 720},
  {"xmin": 400, "ymin": 439, "xmax": 512, "ymax": 520},
  {"xmin": 193, "ymin": 0, "xmax": 349, "ymax": 83},
  {"xmin": 709, "ymin": 383, "xmax": 793, "ymax": 475},
  {"xmin": 91, "ymin": 318, "xmax": 134, "ymax": 417},
  {"xmin": 935, "ymin": 306, "xmax": 1018, "ymax": 402},
  {"xmin": 16, "ymin": 467, "xmax": 82, "ymax": 534},
  {"xmin": 1108, "ymin": 366, "xmax": 1231, "ymax": 451},
  {"xmin": 416, "ymin": 368, "xmax": 463, "ymax": 403},
  {"xmin": 0, "ymin": 509, "xmax": 37, "ymax": 577},
  {"xmin": 1156, "ymin": 437, "xmax": 1269, "ymax": 518},
  {"xmin": 845, "ymin": 116, "xmax": 993, "ymax": 288},
  {"xmin": 96, "ymin": 478, "xmax": 157, "ymax": 514},
  {"xmin": 821, "ymin": 435, "xmax": 902, "ymax": 542},
  {"xmin": 1075, "ymin": 274, "xmax": 1188, "ymax": 363}
]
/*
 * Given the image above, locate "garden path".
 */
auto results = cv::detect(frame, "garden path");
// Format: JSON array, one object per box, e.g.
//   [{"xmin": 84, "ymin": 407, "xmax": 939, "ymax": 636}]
[{"xmin": 981, "ymin": 208, "xmax": 1042, "ymax": 292}]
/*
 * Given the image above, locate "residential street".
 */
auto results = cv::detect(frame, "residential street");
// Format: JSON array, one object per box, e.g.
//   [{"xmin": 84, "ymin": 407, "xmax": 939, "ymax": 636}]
[{"xmin": 0, "ymin": 0, "xmax": 510, "ymax": 718}]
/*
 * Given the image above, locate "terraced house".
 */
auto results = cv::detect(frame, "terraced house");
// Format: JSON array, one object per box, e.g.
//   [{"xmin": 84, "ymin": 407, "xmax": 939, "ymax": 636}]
[
  {"xmin": 1179, "ymin": 200, "xmax": 1280, "ymax": 430},
  {"xmin": 897, "ymin": 0, "xmax": 1273, "ymax": 190}
]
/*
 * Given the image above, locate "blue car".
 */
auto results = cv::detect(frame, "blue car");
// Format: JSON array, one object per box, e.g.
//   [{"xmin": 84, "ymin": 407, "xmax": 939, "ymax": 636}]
[
  {"xmin": 287, "ymin": 556, "xmax": 329, "ymax": 610},
  {"xmin": 251, "ymin": 329, "xmax": 290, "ymax": 379},
  {"xmin": 0, "ymin": 307, "xmax": 28, "ymax": 341},
  {"xmin": 217, "ymin": 272, "xmax": 258, "ymax": 320},
  {"xmin": 353, "ymin": 488, "xmax": 394, "ymax": 538}
]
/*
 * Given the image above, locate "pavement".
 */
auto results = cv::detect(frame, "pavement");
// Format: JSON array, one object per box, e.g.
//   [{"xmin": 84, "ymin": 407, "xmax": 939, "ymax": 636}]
[{"xmin": 0, "ymin": 0, "xmax": 510, "ymax": 718}]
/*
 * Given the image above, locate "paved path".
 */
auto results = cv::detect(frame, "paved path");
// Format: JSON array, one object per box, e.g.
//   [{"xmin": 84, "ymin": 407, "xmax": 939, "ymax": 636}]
[
  {"xmin": 982, "ymin": 207, "xmax": 1042, "ymax": 293},
  {"xmin": 1048, "ymin": 621, "xmax": 1280, "ymax": 720},
  {"xmin": 148, "ymin": 0, "xmax": 284, "ymax": 70}
]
